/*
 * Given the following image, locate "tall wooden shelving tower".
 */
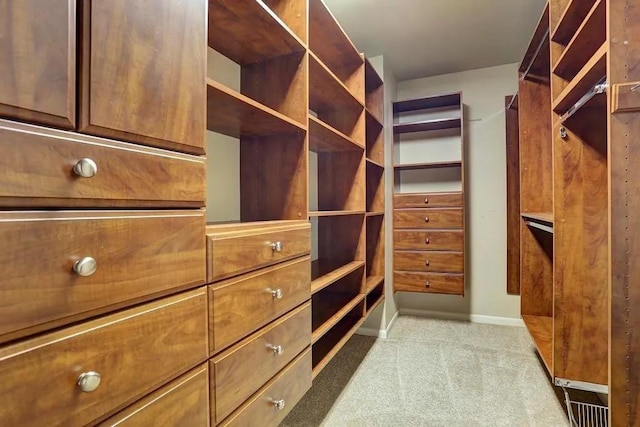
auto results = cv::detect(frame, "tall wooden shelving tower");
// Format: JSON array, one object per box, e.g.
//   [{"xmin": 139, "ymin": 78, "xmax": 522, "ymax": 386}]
[{"xmin": 511, "ymin": 1, "xmax": 640, "ymax": 424}]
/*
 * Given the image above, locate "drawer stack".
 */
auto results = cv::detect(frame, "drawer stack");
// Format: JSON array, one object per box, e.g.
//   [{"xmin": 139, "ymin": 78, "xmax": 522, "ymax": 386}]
[
  {"xmin": 0, "ymin": 0, "xmax": 209, "ymax": 425},
  {"xmin": 206, "ymin": 221, "xmax": 312, "ymax": 426},
  {"xmin": 393, "ymin": 192, "xmax": 465, "ymax": 295}
]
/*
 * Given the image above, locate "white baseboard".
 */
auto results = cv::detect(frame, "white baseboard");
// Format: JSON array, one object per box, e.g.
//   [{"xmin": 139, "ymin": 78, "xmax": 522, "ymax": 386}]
[
  {"xmin": 356, "ymin": 309, "xmax": 400, "ymax": 339},
  {"xmin": 399, "ymin": 308, "xmax": 524, "ymax": 327}
]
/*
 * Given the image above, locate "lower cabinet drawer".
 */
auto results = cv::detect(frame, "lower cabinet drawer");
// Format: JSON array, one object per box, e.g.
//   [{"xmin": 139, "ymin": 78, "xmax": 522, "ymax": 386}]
[
  {"xmin": 212, "ymin": 303, "xmax": 311, "ymax": 424},
  {"xmin": 0, "ymin": 288, "xmax": 208, "ymax": 426},
  {"xmin": 218, "ymin": 348, "xmax": 312, "ymax": 427},
  {"xmin": 394, "ymin": 208, "xmax": 463, "ymax": 229},
  {"xmin": 100, "ymin": 364, "xmax": 209, "ymax": 426},
  {"xmin": 394, "ymin": 251, "xmax": 464, "ymax": 273},
  {"xmin": 209, "ymin": 256, "xmax": 311, "ymax": 353},
  {"xmin": 394, "ymin": 229, "xmax": 464, "ymax": 251},
  {"xmin": 394, "ymin": 271, "xmax": 464, "ymax": 295},
  {"xmin": 394, "ymin": 192, "xmax": 463, "ymax": 208},
  {"xmin": 0, "ymin": 210, "xmax": 206, "ymax": 344}
]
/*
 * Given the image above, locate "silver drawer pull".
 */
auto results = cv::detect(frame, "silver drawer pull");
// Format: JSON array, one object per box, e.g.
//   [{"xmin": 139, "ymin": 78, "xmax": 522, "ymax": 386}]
[
  {"xmin": 424, "ymin": 216, "xmax": 430, "ymax": 223},
  {"xmin": 425, "ymin": 237, "xmax": 430, "ymax": 244},
  {"xmin": 425, "ymin": 260, "xmax": 430, "ymax": 266},
  {"xmin": 268, "ymin": 344, "xmax": 284, "ymax": 355},
  {"xmin": 271, "ymin": 241, "xmax": 283, "ymax": 252},
  {"xmin": 424, "ymin": 197, "xmax": 429, "ymax": 204},
  {"xmin": 273, "ymin": 399, "xmax": 286, "ymax": 410},
  {"xmin": 77, "ymin": 371, "xmax": 101, "ymax": 392},
  {"xmin": 425, "ymin": 281, "xmax": 431, "ymax": 288},
  {"xmin": 73, "ymin": 158, "xmax": 98, "ymax": 178},
  {"xmin": 73, "ymin": 257, "xmax": 97, "ymax": 277},
  {"xmin": 271, "ymin": 289, "xmax": 283, "ymax": 299}
]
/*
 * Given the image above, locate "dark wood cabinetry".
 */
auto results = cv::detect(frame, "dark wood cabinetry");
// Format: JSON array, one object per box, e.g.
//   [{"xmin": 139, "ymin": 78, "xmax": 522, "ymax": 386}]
[{"xmin": 0, "ymin": 0, "xmax": 76, "ymax": 129}]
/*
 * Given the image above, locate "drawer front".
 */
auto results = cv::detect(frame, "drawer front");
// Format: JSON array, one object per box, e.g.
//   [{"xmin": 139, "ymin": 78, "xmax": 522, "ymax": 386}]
[
  {"xmin": 394, "ymin": 208, "xmax": 463, "ymax": 229},
  {"xmin": 100, "ymin": 364, "xmax": 209, "ymax": 427},
  {"xmin": 0, "ymin": 289, "xmax": 208, "ymax": 426},
  {"xmin": 0, "ymin": 119, "xmax": 205, "ymax": 208},
  {"xmin": 394, "ymin": 251, "xmax": 464, "ymax": 273},
  {"xmin": 219, "ymin": 349, "xmax": 312, "ymax": 427},
  {"xmin": 210, "ymin": 256, "xmax": 311, "ymax": 353},
  {"xmin": 0, "ymin": 211, "xmax": 205, "ymax": 343},
  {"xmin": 394, "ymin": 271, "xmax": 464, "ymax": 295},
  {"xmin": 213, "ymin": 303, "xmax": 311, "ymax": 423},
  {"xmin": 208, "ymin": 223, "xmax": 311, "ymax": 282},
  {"xmin": 394, "ymin": 192, "xmax": 463, "ymax": 208},
  {"xmin": 394, "ymin": 230, "xmax": 464, "ymax": 251}
]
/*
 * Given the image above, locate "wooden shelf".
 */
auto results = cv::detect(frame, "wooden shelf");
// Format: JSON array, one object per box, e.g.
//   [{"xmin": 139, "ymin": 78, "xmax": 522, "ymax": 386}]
[
  {"xmin": 366, "ymin": 108, "xmax": 384, "ymax": 129},
  {"xmin": 309, "ymin": 115, "xmax": 363, "ymax": 152},
  {"xmin": 553, "ymin": 43, "xmax": 607, "ymax": 115},
  {"xmin": 553, "ymin": 0, "xmax": 605, "ymax": 80},
  {"xmin": 309, "ymin": 210, "xmax": 365, "ymax": 217},
  {"xmin": 551, "ymin": 0, "xmax": 598, "ymax": 46},
  {"xmin": 312, "ymin": 293, "xmax": 366, "ymax": 344},
  {"xmin": 312, "ymin": 316, "xmax": 365, "ymax": 379},
  {"xmin": 521, "ymin": 212, "xmax": 553, "ymax": 223},
  {"xmin": 366, "ymin": 294, "xmax": 384, "ymax": 314},
  {"xmin": 364, "ymin": 59, "xmax": 383, "ymax": 92},
  {"xmin": 394, "ymin": 160, "xmax": 462, "ymax": 171},
  {"xmin": 207, "ymin": 79, "xmax": 305, "ymax": 138},
  {"xmin": 393, "ymin": 118, "xmax": 461, "ymax": 134},
  {"xmin": 365, "ymin": 275, "xmax": 384, "ymax": 293},
  {"xmin": 393, "ymin": 93, "xmax": 461, "ymax": 113},
  {"xmin": 519, "ymin": 3, "xmax": 550, "ymax": 81},
  {"xmin": 309, "ymin": 51, "xmax": 364, "ymax": 113},
  {"xmin": 522, "ymin": 212, "xmax": 554, "ymax": 233},
  {"xmin": 522, "ymin": 315, "xmax": 553, "ymax": 376},
  {"xmin": 366, "ymin": 158, "xmax": 384, "ymax": 169},
  {"xmin": 311, "ymin": 261, "xmax": 365, "ymax": 295},
  {"xmin": 208, "ymin": 0, "xmax": 304, "ymax": 65},
  {"xmin": 366, "ymin": 211, "xmax": 384, "ymax": 218}
]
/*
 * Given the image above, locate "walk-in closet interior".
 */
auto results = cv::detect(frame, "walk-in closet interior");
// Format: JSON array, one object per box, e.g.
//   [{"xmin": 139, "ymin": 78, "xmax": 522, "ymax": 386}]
[{"xmin": 0, "ymin": 0, "xmax": 638, "ymax": 425}]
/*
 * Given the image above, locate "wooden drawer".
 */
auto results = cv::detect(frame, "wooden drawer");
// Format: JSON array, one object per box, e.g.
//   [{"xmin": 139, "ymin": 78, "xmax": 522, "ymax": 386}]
[
  {"xmin": 212, "ymin": 303, "xmax": 311, "ymax": 423},
  {"xmin": 207, "ymin": 221, "xmax": 311, "ymax": 282},
  {"xmin": 394, "ymin": 271, "xmax": 464, "ymax": 295},
  {"xmin": 100, "ymin": 364, "xmax": 209, "ymax": 426},
  {"xmin": 394, "ymin": 230, "xmax": 464, "ymax": 251},
  {"xmin": 0, "ymin": 119, "xmax": 205, "ymax": 208},
  {"xmin": 394, "ymin": 192, "xmax": 463, "ymax": 208},
  {"xmin": 218, "ymin": 349, "xmax": 312, "ymax": 427},
  {"xmin": 0, "ymin": 210, "xmax": 205, "ymax": 343},
  {"xmin": 394, "ymin": 208, "xmax": 463, "ymax": 229},
  {"xmin": 209, "ymin": 256, "xmax": 311, "ymax": 353},
  {"xmin": 0, "ymin": 288, "xmax": 208, "ymax": 426},
  {"xmin": 394, "ymin": 251, "xmax": 464, "ymax": 273}
]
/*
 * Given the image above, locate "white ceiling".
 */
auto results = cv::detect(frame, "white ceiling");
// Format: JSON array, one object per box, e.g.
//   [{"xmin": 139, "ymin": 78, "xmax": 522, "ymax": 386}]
[{"xmin": 323, "ymin": 0, "xmax": 548, "ymax": 81}]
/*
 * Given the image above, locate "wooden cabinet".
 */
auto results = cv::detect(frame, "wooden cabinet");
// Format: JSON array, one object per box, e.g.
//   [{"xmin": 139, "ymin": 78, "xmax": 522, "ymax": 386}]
[
  {"xmin": 79, "ymin": 0, "xmax": 206, "ymax": 154},
  {"xmin": 100, "ymin": 365, "xmax": 210, "ymax": 427},
  {"xmin": 0, "ymin": 289, "xmax": 208, "ymax": 426},
  {"xmin": 0, "ymin": 0, "xmax": 76, "ymax": 129},
  {"xmin": 0, "ymin": 210, "xmax": 206, "ymax": 344}
]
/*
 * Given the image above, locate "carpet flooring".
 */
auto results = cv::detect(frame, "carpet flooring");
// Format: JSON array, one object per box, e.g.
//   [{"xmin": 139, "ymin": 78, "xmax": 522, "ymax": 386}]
[{"xmin": 282, "ymin": 316, "xmax": 570, "ymax": 426}]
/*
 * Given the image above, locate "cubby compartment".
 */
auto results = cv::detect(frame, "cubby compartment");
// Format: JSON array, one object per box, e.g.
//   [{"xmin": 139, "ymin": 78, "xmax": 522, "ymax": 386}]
[
  {"xmin": 366, "ymin": 215, "xmax": 384, "ymax": 282},
  {"xmin": 366, "ymin": 161, "xmax": 384, "ymax": 213},
  {"xmin": 366, "ymin": 113, "xmax": 384, "ymax": 166},
  {"xmin": 365, "ymin": 59, "xmax": 384, "ymax": 123},
  {"xmin": 309, "ymin": 149, "xmax": 365, "ymax": 214},
  {"xmin": 365, "ymin": 282, "xmax": 384, "ymax": 314}
]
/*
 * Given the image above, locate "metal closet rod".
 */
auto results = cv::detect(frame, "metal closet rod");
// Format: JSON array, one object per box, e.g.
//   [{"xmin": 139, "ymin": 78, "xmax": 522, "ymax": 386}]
[
  {"xmin": 520, "ymin": 28, "xmax": 550, "ymax": 81},
  {"xmin": 561, "ymin": 76, "xmax": 608, "ymax": 123}
]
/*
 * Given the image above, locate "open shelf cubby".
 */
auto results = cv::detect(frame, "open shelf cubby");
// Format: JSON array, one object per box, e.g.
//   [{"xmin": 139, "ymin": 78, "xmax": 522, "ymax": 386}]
[
  {"xmin": 366, "ymin": 215, "xmax": 384, "ymax": 279},
  {"xmin": 366, "ymin": 281, "xmax": 384, "ymax": 314}
]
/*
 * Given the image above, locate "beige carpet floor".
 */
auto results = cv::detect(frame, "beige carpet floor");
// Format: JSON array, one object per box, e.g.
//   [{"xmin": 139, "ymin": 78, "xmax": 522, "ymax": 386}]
[{"xmin": 283, "ymin": 316, "xmax": 570, "ymax": 426}]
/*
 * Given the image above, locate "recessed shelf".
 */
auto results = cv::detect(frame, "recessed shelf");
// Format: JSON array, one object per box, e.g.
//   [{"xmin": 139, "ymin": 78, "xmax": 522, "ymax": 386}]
[
  {"xmin": 366, "ymin": 158, "xmax": 384, "ymax": 169},
  {"xmin": 393, "ymin": 118, "xmax": 461, "ymax": 134},
  {"xmin": 553, "ymin": 43, "xmax": 607, "ymax": 115},
  {"xmin": 365, "ymin": 211, "xmax": 384, "ymax": 217},
  {"xmin": 365, "ymin": 275, "xmax": 384, "ymax": 293},
  {"xmin": 208, "ymin": 0, "xmax": 304, "ymax": 65},
  {"xmin": 309, "ymin": 51, "xmax": 364, "ymax": 112},
  {"xmin": 207, "ymin": 79, "xmax": 305, "ymax": 138},
  {"xmin": 309, "ymin": 116, "xmax": 363, "ymax": 152},
  {"xmin": 309, "ymin": 210, "xmax": 365, "ymax": 217},
  {"xmin": 366, "ymin": 293, "xmax": 384, "ymax": 314},
  {"xmin": 312, "ymin": 293, "xmax": 365, "ymax": 344},
  {"xmin": 553, "ymin": 0, "xmax": 605, "ymax": 80},
  {"xmin": 551, "ymin": 0, "xmax": 598, "ymax": 45},
  {"xmin": 394, "ymin": 160, "xmax": 462, "ymax": 171},
  {"xmin": 393, "ymin": 93, "xmax": 461, "ymax": 113},
  {"xmin": 312, "ymin": 315, "xmax": 365, "ymax": 379},
  {"xmin": 519, "ymin": 4, "xmax": 550, "ymax": 81},
  {"xmin": 365, "ymin": 59, "xmax": 383, "ymax": 92},
  {"xmin": 311, "ymin": 261, "xmax": 365, "ymax": 295},
  {"xmin": 522, "ymin": 315, "xmax": 553, "ymax": 376},
  {"xmin": 366, "ymin": 108, "xmax": 384, "ymax": 129}
]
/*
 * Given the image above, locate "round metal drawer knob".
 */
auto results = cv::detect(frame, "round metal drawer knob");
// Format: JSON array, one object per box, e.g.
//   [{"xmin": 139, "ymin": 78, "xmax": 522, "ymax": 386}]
[
  {"xmin": 73, "ymin": 158, "xmax": 98, "ymax": 178},
  {"xmin": 268, "ymin": 344, "xmax": 284, "ymax": 355},
  {"xmin": 424, "ymin": 217, "xmax": 430, "ymax": 223},
  {"xmin": 425, "ymin": 260, "xmax": 430, "ymax": 266},
  {"xmin": 73, "ymin": 257, "xmax": 97, "ymax": 277},
  {"xmin": 271, "ymin": 241, "xmax": 283, "ymax": 252},
  {"xmin": 271, "ymin": 289, "xmax": 284, "ymax": 299},
  {"xmin": 425, "ymin": 281, "xmax": 431, "ymax": 288},
  {"xmin": 425, "ymin": 238, "xmax": 430, "ymax": 244},
  {"xmin": 273, "ymin": 399, "xmax": 286, "ymax": 410},
  {"xmin": 424, "ymin": 198, "xmax": 429, "ymax": 204},
  {"xmin": 77, "ymin": 371, "xmax": 101, "ymax": 392}
]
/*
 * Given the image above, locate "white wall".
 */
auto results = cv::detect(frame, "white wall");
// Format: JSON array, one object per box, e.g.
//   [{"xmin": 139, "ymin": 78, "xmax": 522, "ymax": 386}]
[{"xmin": 395, "ymin": 63, "xmax": 521, "ymax": 320}]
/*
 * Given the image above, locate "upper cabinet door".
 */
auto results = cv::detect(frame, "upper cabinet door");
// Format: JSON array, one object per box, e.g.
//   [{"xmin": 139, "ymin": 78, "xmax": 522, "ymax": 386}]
[
  {"xmin": 0, "ymin": 0, "xmax": 76, "ymax": 129},
  {"xmin": 79, "ymin": 0, "xmax": 206, "ymax": 154}
]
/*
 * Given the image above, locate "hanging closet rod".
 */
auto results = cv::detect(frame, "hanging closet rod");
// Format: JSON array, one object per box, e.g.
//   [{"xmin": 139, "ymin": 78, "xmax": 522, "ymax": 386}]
[
  {"xmin": 520, "ymin": 28, "xmax": 550, "ymax": 81},
  {"xmin": 561, "ymin": 77, "xmax": 608, "ymax": 123}
]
